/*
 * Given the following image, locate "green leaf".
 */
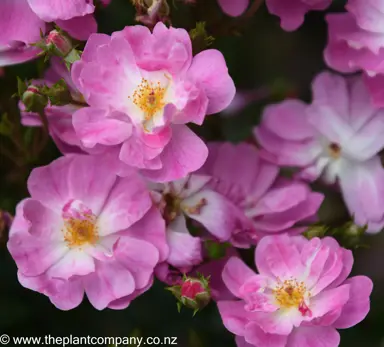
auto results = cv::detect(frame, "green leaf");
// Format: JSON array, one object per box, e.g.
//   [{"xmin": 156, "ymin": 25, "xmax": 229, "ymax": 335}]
[{"xmin": 204, "ymin": 240, "xmax": 230, "ymax": 259}]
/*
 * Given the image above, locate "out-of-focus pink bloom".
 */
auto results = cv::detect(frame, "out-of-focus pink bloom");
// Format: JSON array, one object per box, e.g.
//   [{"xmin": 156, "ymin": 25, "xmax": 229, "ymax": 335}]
[
  {"xmin": 266, "ymin": 0, "xmax": 332, "ymax": 31},
  {"xmin": 218, "ymin": 234, "xmax": 373, "ymax": 347},
  {"xmin": 254, "ymin": 72, "xmax": 384, "ymax": 233},
  {"xmin": 0, "ymin": 0, "xmax": 104, "ymax": 67},
  {"xmin": 7, "ymin": 154, "xmax": 168, "ymax": 310},
  {"xmin": 217, "ymin": 0, "xmax": 332, "ymax": 30},
  {"xmin": 150, "ymin": 174, "xmax": 245, "ymax": 272},
  {"xmin": 217, "ymin": 0, "xmax": 249, "ymax": 17},
  {"xmin": 71, "ymin": 22, "xmax": 236, "ymax": 182},
  {"xmin": 21, "ymin": 58, "xmax": 86, "ymax": 154},
  {"xmin": 324, "ymin": 0, "xmax": 384, "ymax": 106},
  {"xmin": 199, "ymin": 142, "xmax": 324, "ymax": 245}
]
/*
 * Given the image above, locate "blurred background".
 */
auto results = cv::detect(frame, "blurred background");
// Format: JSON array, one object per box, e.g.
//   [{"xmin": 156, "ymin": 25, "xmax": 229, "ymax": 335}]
[{"xmin": 1, "ymin": 0, "xmax": 383, "ymax": 346}]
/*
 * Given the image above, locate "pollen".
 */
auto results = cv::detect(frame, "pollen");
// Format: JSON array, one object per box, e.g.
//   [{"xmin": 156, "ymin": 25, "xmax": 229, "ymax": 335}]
[
  {"xmin": 273, "ymin": 279, "xmax": 308, "ymax": 310},
  {"xmin": 129, "ymin": 78, "xmax": 167, "ymax": 121},
  {"xmin": 63, "ymin": 212, "xmax": 99, "ymax": 248},
  {"xmin": 328, "ymin": 142, "xmax": 341, "ymax": 159}
]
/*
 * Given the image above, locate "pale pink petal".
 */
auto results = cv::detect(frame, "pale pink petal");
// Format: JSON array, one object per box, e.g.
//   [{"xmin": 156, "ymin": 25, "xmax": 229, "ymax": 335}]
[
  {"xmin": 188, "ymin": 49, "xmax": 236, "ymax": 114},
  {"xmin": 84, "ymin": 260, "xmax": 136, "ymax": 310},
  {"xmin": 26, "ymin": 0, "xmax": 95, "ymax": 21},
  {"xmin": 98, "ymin": 173, "xmax": 152, "ymax": 235},
  {"xmin": 56, "ymin": 14, "xmax": 97, "ymax": 41},
  {"xmin": 48, "ymin": 250, "xmax": 95, "ymax": 280},
  {"xmin": 310, "ymin": 284, "xmax": 351, "ymax": 318},
  {"xmin": 333, "ymin": 276, "xmax": 373, "ymax": 329},
  {"xmin": 217, "ymin": 300, "xmax": 249, "ymax": 336},
  {"xmin": 18, "ymin": 272, "xmax": 84, "ymax": 310},
  {"xmin": 7, "ymin": 199, "xmax": 68, "ymax": 277},
  {"xmin": 222, "ymin": 257, "xmax": 256, "ymax": 298},
  {"xmin": 263, "ymin": 99, "xmax": 314, "ymax": 140},
  {"xmin": 244, "ymin": 322, "xmax": 288, "ymax": 347},
  {"xmin": 0, "ymin": 0, "xmax": 45, "ymax": 46},
  {"xmin": 166, "ymin": 215, "xmax": 203, "ymax": 269},
  {"xmin": 183, "ymin": 189, "xmax": 240, "ymax": 240},
  {"xmin": 141, "ymin": 125, "xmax": 208, "ymax": 182},
  {"xmin": 112, "ymin": 236, "xmax": 160, "ymax": 290},
  {"xmin": 73, "ymin": 108, "xmax": 132, "ymax": 148},
  {"xmin": 255, "ymin": 234, "xmax": 304, "ymax": 279},
  {"xmin": 311, "ymin": 72, "xmax": 349, "ymax": 120},
  {"xmin": 339, "ymin": 158, "xmax": 384, "ymax": 232},
  {"xmin": 125, "ymin": 206, "xmax": 168, "ymax": 262},
  {"xmin": 0, "ymin": 47, "xmax": 40, "ymax": 67},
  {"xmin": 218, "ymin": 0, "xmax": 249, "ymax": 17},
  {"xmin": 286, "ymin": 326, "xmax": 340, "ymax": 347},
  {"xmin": 28, "ymin": 154, "xmax": 118, "ymax": 215}
]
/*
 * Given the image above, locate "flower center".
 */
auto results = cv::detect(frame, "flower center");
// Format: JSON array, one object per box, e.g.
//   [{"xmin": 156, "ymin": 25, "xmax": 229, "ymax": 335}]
[
  {"xmin": 273, "ymin": 279, "xmax": 307, "ymax": 309},
  {"xmin": 162, "ymin": 193, "xmax": 182, "ymax": 224},
  {"xmin": 129, "ymin": 77, "xmax": 167, "ymax": 121},
  {"xmin": 62, "ymin": 200, "xmax": 99, "ymax": 248},
  {"xmin": 328, "ymin": 142, "xmax": 341, "ymax": 159}
]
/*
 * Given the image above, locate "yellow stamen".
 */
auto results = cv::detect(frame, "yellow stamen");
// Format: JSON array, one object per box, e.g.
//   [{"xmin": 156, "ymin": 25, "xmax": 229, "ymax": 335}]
[
  {"xmin": 328, "ymin": 142, "xmax": 341, "ymax": 159},
  {"xmin": 273, "ymin": 279, "xmax": 308, "ymax": 309},
  {"xmin": 129, "ymin": 78, "xmax": 167, "ymax": 121},
  {"xmin": 63, "ymin": 213, "xmax": 99, "ymax": 248}
]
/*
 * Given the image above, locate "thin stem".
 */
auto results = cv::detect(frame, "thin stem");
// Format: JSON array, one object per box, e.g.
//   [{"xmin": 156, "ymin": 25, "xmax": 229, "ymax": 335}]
[
  {"xmin": 34, "ymin": 110, "xmax": 50, "ymax": 156},
  {"xmin": 245, "ymin": 0, "xmax": 264, "ymax": 18}
]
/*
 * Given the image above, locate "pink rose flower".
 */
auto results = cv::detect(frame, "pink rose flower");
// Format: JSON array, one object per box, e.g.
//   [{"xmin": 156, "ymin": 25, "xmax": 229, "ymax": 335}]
[
  {"xmin": 218, "ymin": 234, "xmax": 373, "ymax": 347},
  {"xmin": 71, "ymin": 22, "xmax": 236, "ymax": 182},
  {"xmin": 7, "ymin": 154, "xmax": 168, "ymax": 310},
  {"xmin": 150, "ymin": 174, "xmax": 246, "ymax": 271},
  {"xmin": 254, "ymin": 72, "xmax": 384, "ymax": 233},
  {"xmin": 324, "ymin": 0, "xmax": 384, "ymax": 107},
  {"xmin": 0, "ymin": 0, "xmax": 102, "ymax": 66},
  {"xmin": 199, "ymin": 142, "xmax": 324, "ymax": 245}
]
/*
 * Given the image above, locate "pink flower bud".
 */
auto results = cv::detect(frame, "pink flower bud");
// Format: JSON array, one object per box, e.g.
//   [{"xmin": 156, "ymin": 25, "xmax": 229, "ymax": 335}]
[
  {"xmin": 22, "ymin": 85, "xmax": 48, "ymax": 113},
  {"xmin": 168, "ymin": 275, "xmax": 211, "ymax": 313},
  {"xmin": 46, "ymin": 30, "xmax": 72, "ymax": 57},
  {"xmin": 181, "ymin": 279, "xmax": 205, "ymax": 299}
]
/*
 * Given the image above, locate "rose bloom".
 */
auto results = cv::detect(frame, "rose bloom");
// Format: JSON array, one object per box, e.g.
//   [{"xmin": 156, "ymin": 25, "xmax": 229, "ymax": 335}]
[
  {"xmin": 7, "ymin": 154, "xmax": 168, "ymax": 310},
  {"xmin": 254, "ymin": 72, "xmax": 384, "ymax": 233},
  {"xmin": 218, "ymin": 234, "xmax": 372, "ymax": 347},
  {"xmin": 199, "ymin": 142, "xmax": 324, "ymax": 245},
  {"xmin": 71, "ymin": 22, "xmax": 236, "ymax": 182}
]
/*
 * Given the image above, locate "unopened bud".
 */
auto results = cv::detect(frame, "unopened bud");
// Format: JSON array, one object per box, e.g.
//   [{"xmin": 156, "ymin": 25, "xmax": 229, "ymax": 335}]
[
  {"xmin": 45, "ymin": 30, "xmax": 73, "ymax": 57},
  {"xmin": 167, "ymin": 275, "xmax": 211, "ymax": 314},
  {"xmin": 22, "ymin": 85, "xmax": 48, "ymax": 113},
  {"xmin": 303, "ymin": 224, "xmax": 328, "ymax": 240}
]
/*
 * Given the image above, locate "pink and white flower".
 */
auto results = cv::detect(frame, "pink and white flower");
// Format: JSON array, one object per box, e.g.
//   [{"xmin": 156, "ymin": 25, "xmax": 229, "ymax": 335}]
[
  {"xmin": 0, "ymin": 0, "xmax": 103, "ymax": 66},
  {"xmin": 150, "ymin": 174, "xmax": 245, "ymax": 272},
  {"xmin": 218, "ymin": 234, "xmax": 373, "ymax": 347},
  {"xmin": 324, "ymin": 0, "xmax": 384, "ymax": 107},
  {"xmin": 71, "ymin": 22, "xmax": 236, "ymax": 182},
  {"xmin": 199, "ymin": 142, "xmax": 324, "ymax": 245},
  {"xmin": 254, "ymin": 72, "xmax": 384, "ymax": 233},
  {"xmin": 7, "ymin": 154, "xmax": 168, "ymax": 310}
]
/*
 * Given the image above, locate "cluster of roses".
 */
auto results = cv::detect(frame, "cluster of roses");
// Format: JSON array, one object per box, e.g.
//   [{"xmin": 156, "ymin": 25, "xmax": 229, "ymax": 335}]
[{"xmin": 0, "ymin": 1, "xmax": 378, "ymax": 347}]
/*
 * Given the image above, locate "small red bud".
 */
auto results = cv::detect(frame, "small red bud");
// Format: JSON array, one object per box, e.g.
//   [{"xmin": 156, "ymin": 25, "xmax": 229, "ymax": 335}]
[{"xmin": 45, "ymin": 30, "xmax": 72, "ymax": 57}]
